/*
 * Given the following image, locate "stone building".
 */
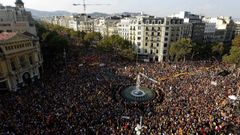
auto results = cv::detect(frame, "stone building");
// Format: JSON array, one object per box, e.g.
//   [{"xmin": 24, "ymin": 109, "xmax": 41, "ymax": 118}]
[
  {"xmin": 0, "ymin": 0, "xmax": 37, "ymax": 35},
  {"xmin": 0, "ymin": 32, "xmax": 43, "ymax": 91}
]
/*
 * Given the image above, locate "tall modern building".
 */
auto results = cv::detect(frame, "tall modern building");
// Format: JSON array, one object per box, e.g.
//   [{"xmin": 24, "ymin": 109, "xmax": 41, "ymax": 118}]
[
  {"xmin": 0, "ymin": 0, "xmax": 37, "ymax": 35},
  {"xmin": 126, "ymin": 15, "xmax": 191, "ymax": 62},
  {"xmin": 0, "ymin": 32, "xmax": 43, "ymax": 91}
]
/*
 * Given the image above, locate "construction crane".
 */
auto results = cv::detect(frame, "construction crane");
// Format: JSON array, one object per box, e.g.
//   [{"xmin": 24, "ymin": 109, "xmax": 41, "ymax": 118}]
[{"xmin": 73, "ymin": 0, "xmax": 110, "ymax": 16}]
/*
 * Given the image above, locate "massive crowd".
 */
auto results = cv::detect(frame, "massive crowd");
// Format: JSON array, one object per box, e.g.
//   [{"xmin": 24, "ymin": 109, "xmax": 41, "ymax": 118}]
[{"xmin": 0, "ymin": 53, "xmax": 240, "ymax": 134}]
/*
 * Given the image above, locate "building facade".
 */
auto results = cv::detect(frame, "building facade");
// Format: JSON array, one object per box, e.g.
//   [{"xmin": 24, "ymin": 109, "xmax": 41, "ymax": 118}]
[
  {"xmin": 95, "ymin": 17, "xmax": 120, "ymax": 37},
  {"xmin": 117, "ymin": 18, "xmax": 132, "ymax": 40},
  {"xmin": 0, "ymin": 1, "xmax": 37, "ymax": 35},
  {"xmin": 203, "ymin": 16, "xmax": 235, "ymax": 43},
  {"xmin": 203, "ymin": 23, "xmax": 216, "ymax": 43},
  {"xmin": 170, "ymin": 11, "xmax": 205, "ymax": 44},
  {"xmin": 235, "ymin": 22, "xmax": 240, "ymax": 36},
  {"xmin": 128, "ymin": 15, "xmax": 191, "ymax": 62},
  {"xmin": 0, "ymin": 32, "xmax": 43, "ymax": 91}
]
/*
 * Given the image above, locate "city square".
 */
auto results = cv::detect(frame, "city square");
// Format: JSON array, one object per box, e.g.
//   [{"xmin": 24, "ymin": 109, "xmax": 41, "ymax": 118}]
[{"xmin": 0, "ymin": 0, "xmax": 240, "ymax": 134}]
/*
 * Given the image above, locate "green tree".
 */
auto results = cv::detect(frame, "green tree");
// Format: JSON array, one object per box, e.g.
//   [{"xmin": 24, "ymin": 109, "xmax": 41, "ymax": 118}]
[
  {"xmin": 211, "ymin": 42, "xmax": 225, "ymax": 58},
  {"xmin": 84, "ymin": 32, "xmax": 102, "ymax": 45},
  {"xmin": 97, "ymin": 35, "xmax": 135, "ymax": 60},
  {"xmin": 169, "ymin": 38, "xmax": 193, "ymax": 62},
  {"xmin": 223, "ymin": 35, "xmax": 240, "ymax": 66}
]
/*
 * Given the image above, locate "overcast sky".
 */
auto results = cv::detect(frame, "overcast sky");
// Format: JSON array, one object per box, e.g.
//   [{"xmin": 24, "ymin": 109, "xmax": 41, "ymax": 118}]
[{"xmin": 1, "ymin": 0, "xmax": 240, "ymax": 18}]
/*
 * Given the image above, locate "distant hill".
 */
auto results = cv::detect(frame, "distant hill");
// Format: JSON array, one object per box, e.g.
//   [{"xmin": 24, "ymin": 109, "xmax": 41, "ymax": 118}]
[
  {"xmin": 119, "ymin": 12, "xmax": 146, "ymax": 16},
  {"xmin": 26, "ymin": 8, "xmax": 72, "ymax": 17},
  {"xmin": 26, "ymin": 8, "xmax": 143, "ymax": 18},
  {"xmin": 26, "ymin": 8, "xmax": 110, "ymax": 18},
  {"xmin": 89, "ymin": 12, "xmax": 110, "ymax": 17}
]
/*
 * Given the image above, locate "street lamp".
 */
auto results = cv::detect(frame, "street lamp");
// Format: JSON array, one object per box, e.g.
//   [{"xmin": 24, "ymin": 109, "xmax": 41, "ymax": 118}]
[{"xmin": 135, "ymin": 116, "xmax": 147, "ymax": 135}]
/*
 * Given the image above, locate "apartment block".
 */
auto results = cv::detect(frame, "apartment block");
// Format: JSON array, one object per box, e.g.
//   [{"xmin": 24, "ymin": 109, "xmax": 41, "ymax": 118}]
[{"xmin": 127, "ymin": 15, "xmax": 191, "ymax": 62}]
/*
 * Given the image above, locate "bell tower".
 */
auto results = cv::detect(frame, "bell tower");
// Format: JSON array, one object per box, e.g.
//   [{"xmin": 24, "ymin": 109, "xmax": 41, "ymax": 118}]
[{"xmin": 15, "ymin": 0, "xmax": 24, "ymax": 9}]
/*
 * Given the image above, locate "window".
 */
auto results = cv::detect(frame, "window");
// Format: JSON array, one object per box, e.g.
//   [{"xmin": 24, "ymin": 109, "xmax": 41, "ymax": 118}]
[
  {"xmin": 163, "ymin": 50, "xmax": 167, "ymax": 54},
  {"xmin": 145, "ymin": 43, "xmax": 148, "ymax": 46},
  {"xmin": 11, "ymin": 60, "xmax": 16, "ymax": 71},
  {"xmin": 19, "ymin": 56, "xmax": 26, "ymax": 68},
  {"xmin": 150, "ymin": 50, "xmax": 153, "ymax": 54},
  {"xmin": 164, "ymin": 43, "xmax": 168, "ymax": 47},
  {"xmin": 157, "ymin": 43, "xmax": 159, "ymax": 47},
  {"xmin": 145, "ymin": 49, "xmax": 148, "ymax": 53},
  {"xmin": 137, "ymin": 42, "xmax": 141, "ymax": 46},
  {"xmin": 146, "ymin": 32, "xmax": 148, "ymax": 35},
  {"xmin": 166, "ymin": 27, "xmax": 169, "ymax": 30},
  {"xmin": 164, "ymin": 38, "xmax": 168, "ymax": 41},
  {"xmin": 165, "ymin": 32, "xmax": 169, "ymax": 36},
  {"xmin": 137, "ymin": 37, "xmax": 141, "ymax": 40},
  {"xmin": 138, "ymin": 49, "xmax": 141, "ymax": 53},
  {"xmin": 151, "ymin": 43, "xmax": 153, "ymax": 47},
  {"xmin": 138, "ymin": 32, "xmax": 141, "ymax": 35},
  {"xmin": 138, "ymin": 26, "xmax": 141, "ymax": 30},
  {"xmin": 156, "ymin": 49, "xmax": 159, "ymax": 54},
  {"xmin": 157, "ymin": 32, "xmax": 160, "ymax": 36},
  {"xmin": 29, "ymin": 56, "xmax": 33, "ymax": 65}
]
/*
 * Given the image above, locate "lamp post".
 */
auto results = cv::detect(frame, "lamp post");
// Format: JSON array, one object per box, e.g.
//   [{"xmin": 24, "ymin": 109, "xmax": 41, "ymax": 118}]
[{"xmin": 135, "ymin": 116, "xmax": 147, "ymax": 135}]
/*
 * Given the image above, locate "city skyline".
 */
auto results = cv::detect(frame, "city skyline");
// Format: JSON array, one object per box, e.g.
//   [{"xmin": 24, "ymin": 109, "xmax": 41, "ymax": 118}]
[{"xmin": 1, "ymin": 0, "xmax": 240, "ymax": 18}]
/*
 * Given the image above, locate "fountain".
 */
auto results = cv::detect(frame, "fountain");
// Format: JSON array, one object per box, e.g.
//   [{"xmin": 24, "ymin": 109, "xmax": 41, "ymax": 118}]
[{"xmin": 120, "ymin": 73, "xmax": 156, "ymax": 102}]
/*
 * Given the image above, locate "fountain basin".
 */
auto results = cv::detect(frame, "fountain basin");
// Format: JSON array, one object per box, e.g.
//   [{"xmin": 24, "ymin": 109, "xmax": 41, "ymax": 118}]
[{"xmin": 121, "ymin": 86, "xmax": 156, "ymax": 102}]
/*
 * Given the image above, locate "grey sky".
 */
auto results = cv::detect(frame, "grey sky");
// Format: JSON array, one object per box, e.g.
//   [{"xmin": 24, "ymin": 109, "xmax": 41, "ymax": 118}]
[{"xmin": 1, "ymin": 0, "xmax": 239, "ymax": 18}]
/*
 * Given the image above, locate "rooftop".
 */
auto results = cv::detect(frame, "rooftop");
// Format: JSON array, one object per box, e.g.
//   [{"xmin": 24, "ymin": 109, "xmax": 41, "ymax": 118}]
[{"xmin": 0, "ymin": 32, "xmax": 17, "ymax": 41}]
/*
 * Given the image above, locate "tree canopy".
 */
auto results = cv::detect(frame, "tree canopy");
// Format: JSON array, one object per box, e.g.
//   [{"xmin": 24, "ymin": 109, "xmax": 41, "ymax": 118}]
[
  {"xmin": 211, "ymin": 42, "xmax": 225, "ymax": 59},
  {"xmin": 169, "ymin": 38, "xmax": 193, "ymax": 61},
  {"xmin": 223, "ymin": 35, "xmax": 240, "ymax": 66},
  {"xmin": 97, "ymin": 35, "xmax": 135, "ymax": 60}
]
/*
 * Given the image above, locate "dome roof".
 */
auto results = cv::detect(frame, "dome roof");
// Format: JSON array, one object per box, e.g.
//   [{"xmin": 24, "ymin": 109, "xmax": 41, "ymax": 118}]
[{"xmin": 15, "ymin": 0, "xmax": 24, "ymax": 5}]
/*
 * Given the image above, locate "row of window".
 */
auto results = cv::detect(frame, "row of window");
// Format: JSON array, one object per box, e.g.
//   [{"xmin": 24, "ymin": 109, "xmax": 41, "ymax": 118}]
[
  {"xmin": 0, "ymin": 23, "xmax": 11, "ymax": 26},
  {"xmin": 5, "ymin": 42, "xmax": 32, "ymax": 51},
  {"xmin": 146, "ymin": 27, "xmax": 162, "ymax": 31},
  {"xmin": 145, "ymin": 32, "xmax": 161, "ymax": 36},
  {"xmin": 138, "ymin": 49, "xmax": 168, "ymax": 54},
  {"xmin": 137, "ymin": 42, "xmax": 168, "ymax": 48},
  {"xmin": 131, "ymin": 36, "xmax": 169, "ymax": 42},
  {"xmin": 144, "ymin": 20, "xmax": 164, "ymax": 25}
]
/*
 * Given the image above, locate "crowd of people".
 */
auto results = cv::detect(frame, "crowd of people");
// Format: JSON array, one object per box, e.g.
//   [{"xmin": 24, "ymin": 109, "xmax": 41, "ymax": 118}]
[{"xmin": 0, "ymin": 52, "xmax": 240, "ymax": 134}]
